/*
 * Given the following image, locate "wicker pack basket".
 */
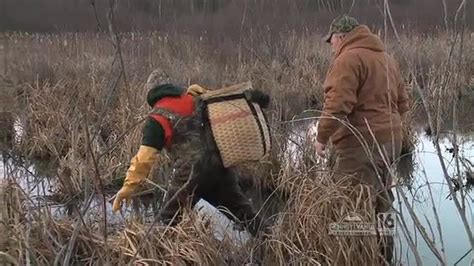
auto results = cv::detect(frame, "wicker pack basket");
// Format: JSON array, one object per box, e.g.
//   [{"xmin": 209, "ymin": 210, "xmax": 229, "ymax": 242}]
[{"xmin": 201, "ymin": 82, "xmax": 271, "ymax": 168}]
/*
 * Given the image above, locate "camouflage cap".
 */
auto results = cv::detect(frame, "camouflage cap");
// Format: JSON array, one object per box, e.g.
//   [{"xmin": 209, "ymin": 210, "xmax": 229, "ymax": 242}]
[
  {"xmin": 145, "ymin": 68, "xmax": 171, "ymax": 91},
  {"xmin": 324, "ymin": 15, "xmax": 359, "ymax": 43}
]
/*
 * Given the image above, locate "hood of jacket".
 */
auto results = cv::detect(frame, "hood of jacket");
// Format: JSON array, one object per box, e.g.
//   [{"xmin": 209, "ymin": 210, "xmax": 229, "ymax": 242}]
[{"xmin": 336, "ymin": 25, "xmax": 385, "ymax": 57}]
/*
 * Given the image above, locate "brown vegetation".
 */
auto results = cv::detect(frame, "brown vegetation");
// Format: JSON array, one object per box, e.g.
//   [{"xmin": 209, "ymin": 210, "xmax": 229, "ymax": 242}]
[{"xmin": 1, "ymin": 5, "xmax": 473, "ymax": 264}]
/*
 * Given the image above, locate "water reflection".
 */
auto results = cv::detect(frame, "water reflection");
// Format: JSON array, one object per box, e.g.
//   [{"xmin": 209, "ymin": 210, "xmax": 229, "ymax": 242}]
[
  {"xmin": 396, "ymin": 135, "xmax": 473, "ymax": 265},
  {"xmin": 396, "ymin": 151, "xmax": 417, "ymax": 188},
  {"xmin": 280, "ymin": 107, "xmax": 474, "ymax": 265}
]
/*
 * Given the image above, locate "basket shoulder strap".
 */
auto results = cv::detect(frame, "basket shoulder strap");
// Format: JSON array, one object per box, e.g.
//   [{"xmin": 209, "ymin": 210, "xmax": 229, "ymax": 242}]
[
  {"xmin": 150, "ymin": 107, "xmax": 181, "ymax": 125},
  {"xmin": 200, "ymin": 82, "xmax": 252, "ymax": 101}
]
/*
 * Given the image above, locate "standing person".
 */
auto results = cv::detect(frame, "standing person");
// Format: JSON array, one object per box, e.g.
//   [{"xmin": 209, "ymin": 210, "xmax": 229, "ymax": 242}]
[
  {"xmin": 314, "ymin": 15, "xmax": 409, "ymax": 263},
  {"xmin": 112, "ymin": 69, "xmax": 270, "ymax": 236}
]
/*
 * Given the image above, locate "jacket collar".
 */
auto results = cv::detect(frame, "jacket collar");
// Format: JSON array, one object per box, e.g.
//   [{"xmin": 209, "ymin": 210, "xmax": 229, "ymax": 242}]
[{"xmin": 335, "ymin": 25, "xmax": 385, "ymax": 58}]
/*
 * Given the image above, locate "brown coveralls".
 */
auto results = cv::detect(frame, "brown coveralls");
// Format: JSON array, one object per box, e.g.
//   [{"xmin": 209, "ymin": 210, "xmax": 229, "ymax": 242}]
[
  {"xmin": 156, "ymin": 99, "xmax": 263, "ymax": 236},
  {"xmin": 317, "ymin": 25, "xmax": 409, "ymax": 264}
]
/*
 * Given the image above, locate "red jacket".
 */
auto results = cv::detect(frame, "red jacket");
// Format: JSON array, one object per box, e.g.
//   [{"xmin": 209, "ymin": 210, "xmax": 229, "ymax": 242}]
[{"xmin": 149, "ymin": 93, "xmax": 195, "ymax": 148}]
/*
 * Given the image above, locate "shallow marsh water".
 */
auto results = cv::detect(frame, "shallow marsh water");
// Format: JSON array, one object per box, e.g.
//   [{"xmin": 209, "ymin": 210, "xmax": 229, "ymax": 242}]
[
  {"xmin": 284, "ymin": 116, "xmax": 473, "ymax": 265},
  {"xmin": 396, "ymin": 135, "xmax": 473, "ymax": 265}
]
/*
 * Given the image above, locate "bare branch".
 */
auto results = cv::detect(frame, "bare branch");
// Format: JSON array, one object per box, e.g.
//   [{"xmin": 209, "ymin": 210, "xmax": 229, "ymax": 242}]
[
  {"xmin": 441, "ymin": 0, "xmax": 449, "ymax": 32},
  {"xmin": 89, "ymin": 0, "xmax": 103, "ymax": 32}
]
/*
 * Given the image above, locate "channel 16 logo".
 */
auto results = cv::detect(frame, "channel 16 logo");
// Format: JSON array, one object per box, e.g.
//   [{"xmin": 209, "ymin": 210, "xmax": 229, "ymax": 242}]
[
  {"xmin": 329, "ymin": 212, "xmax": 396, "ymax": 236},
  {"xmin": 377, "ymin": 212, "xmax": 396, "ymax": 236}
]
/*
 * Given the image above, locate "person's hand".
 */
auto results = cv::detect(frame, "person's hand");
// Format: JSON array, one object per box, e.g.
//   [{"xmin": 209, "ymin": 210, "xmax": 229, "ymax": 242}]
[
  {"xmin": 112, "ymin": 185, "xmax": 136, "ymax": 212},
  {"xmin": 315, "ymin": 141, "xmax": 326, "ymax": 158},
  {"xmin": 186, "ymin": 84, "xmax": 207, "ymax": 96},
  {"xmin": 111, "ymin": 145, "xmax": 159, "ymax": 213}
]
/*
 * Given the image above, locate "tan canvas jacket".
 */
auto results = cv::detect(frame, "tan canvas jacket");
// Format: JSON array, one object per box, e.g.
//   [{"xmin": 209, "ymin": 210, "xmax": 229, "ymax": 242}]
[{"xmin": 317, "ymin": 25, "xmax": 409, "ymax": 149}]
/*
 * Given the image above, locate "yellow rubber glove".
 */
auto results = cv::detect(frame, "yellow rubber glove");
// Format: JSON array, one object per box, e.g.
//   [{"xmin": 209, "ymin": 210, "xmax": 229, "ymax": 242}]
[
  {"xmin": 112, "ymin": 145, "xmax": 159, "ymax": 212},
  {"xmin": 186, "ymin": 84, "xmax": 207, "ymax": 96}
]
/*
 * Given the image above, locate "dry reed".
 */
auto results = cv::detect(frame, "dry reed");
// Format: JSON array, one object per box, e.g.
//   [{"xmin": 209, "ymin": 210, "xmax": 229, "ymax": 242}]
[{"xmin": 1, "ymin": 27, "xmax": 473, "ymax": 265}]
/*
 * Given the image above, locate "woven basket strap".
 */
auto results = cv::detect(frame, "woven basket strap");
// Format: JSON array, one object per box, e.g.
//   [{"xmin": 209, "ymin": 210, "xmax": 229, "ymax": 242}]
[
  {"xmin": 200, "ymin": 82, "xmax": 252, "ymax": 101},
  {"xmin": 150, "ymin": 97, "xmax": 202, "ymax": 126},
  {"xmin": 150, "ymin": 107, "xmax": 181, "ymax": 125},
  {"xmin": 245, "ymin": 101, "xmax": 267, "ymax": 155},
  {"xmin": 252, "ymin": 102, "xmax": 271, "ymax": 155}
]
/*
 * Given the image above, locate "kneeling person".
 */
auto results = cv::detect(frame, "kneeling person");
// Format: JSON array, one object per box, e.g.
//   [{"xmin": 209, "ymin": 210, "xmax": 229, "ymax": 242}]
[{"xmin": 112, "ymin": 72, "xmax": 269, "ymax": 236}]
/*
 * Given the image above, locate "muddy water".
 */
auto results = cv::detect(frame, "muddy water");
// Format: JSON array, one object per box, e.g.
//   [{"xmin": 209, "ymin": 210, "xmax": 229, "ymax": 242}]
[
  {"xmin": 0, "ymin": 154, "xmax": 251, "ymax": 245},
  {"xmin": 0, "ymin": 116, "xmax": 251, "ymax": 244}
]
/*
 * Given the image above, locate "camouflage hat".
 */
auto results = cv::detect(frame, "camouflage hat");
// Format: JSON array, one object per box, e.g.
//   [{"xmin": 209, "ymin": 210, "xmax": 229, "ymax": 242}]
[
  {"xmin": 145, "ymin": 68, "xmax": 171, "ymax": 91},
  {"xmin": 324, "ymin": 15, "xmax": 359, "ymax": 43}
]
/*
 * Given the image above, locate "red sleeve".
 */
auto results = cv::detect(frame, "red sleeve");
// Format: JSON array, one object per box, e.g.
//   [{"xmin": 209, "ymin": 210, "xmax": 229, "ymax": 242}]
[{"xmin": 149, "ymin": 94, "xmax": 195, "ymax": 148}]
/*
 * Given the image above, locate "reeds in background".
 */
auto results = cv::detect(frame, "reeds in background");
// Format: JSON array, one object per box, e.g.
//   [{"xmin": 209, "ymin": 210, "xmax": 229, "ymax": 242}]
[{"xmin": 1, "ymin": 6, "xmax": 473, "ymax": 264}]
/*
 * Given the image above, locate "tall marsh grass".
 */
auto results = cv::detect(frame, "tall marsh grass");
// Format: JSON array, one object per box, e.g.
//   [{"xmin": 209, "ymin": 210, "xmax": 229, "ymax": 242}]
[{"xmin": 1, "ymin": 23, "xmax": 473, "ymax": 265}]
